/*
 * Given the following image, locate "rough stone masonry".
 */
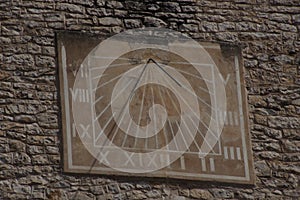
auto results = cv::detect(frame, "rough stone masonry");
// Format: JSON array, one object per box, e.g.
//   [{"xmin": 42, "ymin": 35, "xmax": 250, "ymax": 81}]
[{"xmin": 0, "ymin": 0, "xmax": 299, "ymax": 199}]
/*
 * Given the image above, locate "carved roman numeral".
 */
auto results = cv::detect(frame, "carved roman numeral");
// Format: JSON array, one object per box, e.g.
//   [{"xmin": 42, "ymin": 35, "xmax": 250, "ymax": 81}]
[{"xmin": 69, "ymin": 88, "xmax": 90, "ymax": 103}]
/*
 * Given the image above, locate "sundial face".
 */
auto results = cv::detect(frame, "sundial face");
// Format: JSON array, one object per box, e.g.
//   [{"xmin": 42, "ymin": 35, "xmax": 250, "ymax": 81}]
[{"xmin": 58, "ymin": 28, "xmax": 254, "ymax": 184}]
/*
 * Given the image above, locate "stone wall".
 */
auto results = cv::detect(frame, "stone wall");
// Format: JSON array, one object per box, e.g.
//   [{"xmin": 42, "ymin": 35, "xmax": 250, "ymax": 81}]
[{"xmin": 0, "ymin": 0, "xmax": 299, "ymax": 199}]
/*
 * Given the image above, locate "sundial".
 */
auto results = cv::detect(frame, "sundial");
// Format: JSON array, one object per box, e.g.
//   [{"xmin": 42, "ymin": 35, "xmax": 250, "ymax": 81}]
[{"xmin": 57, "ymin": 28, "xmax": 254, "ymax": 184}]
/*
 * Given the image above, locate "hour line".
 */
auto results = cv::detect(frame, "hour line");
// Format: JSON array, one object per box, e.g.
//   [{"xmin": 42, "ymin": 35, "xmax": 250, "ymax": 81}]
[{"xmin": 94, "ymin": 79, "xmax": 134, "ymax": 122}]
